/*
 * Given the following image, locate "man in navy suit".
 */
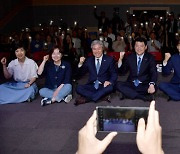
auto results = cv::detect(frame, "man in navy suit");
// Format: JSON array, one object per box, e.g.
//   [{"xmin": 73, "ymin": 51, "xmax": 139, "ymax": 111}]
[
  {"xmin": 115, "ymin": 37, "xmax": 157, "ymax": 101},
  {"xmin": 75, "ymin": 40, "xmax": 117, "ymax": 105},
  {"xmin": 159, "ymin": 42, "xmax": 180, "ymax": 101}
]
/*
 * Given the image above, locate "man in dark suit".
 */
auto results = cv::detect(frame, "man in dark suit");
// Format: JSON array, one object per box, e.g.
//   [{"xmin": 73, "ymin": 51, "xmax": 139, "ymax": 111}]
[
  {"xmin": 115, "ymin": 37, "xmax": 157, "ymax": 101},
  {"xmin": 75, "ymin": 40, "xmax": 117, "ymax": 105},
  {"xmin": 93, "ymin": 7, "xmax": 109, "ymax": 32},
  {"xmin": 166, "ymin": 12, "xmax": 178, "ymax": 49},
  {"xmin": 159, "ymin": 42, "xmax": 180, "ymax": 101}
]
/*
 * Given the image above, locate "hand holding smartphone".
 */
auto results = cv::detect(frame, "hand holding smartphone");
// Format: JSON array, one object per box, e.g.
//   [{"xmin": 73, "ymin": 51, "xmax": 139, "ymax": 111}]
[{"xmin": 96, "ymin": 106, "xmax": 149, "ymax": 133}]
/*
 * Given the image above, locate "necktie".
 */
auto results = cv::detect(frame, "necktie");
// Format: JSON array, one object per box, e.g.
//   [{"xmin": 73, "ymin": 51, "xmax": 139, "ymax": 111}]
[
  {"xmin": 94, "ymin": 59, "xmax": 100, "ymax": 89},
  {"xmin": 96, "ymin": 59, "xmax": 100, "ymax": 74},
  {"xmin": 137, "ymin": 57, "xmax": 142, "ymax": 75},
  {"xmin": 134, "ymin": 57, "xmax": 142, "ymax": 87}
]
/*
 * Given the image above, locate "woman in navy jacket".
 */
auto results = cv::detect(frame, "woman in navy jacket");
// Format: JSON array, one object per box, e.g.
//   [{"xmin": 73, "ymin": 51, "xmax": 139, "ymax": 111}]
[{"xmin": 38, "ymin": 47, "xmax": 72, "ymax": 106}]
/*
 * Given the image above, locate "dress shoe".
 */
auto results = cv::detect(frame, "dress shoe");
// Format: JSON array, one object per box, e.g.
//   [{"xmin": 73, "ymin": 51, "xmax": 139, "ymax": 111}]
[
  {"xmin": 74, "ymin": 96, "xmax": 87, "ymax": 106},
  {"xmin": 119, "ymin": 93, "xmax": 125, "ymax": 100},
  {"xmin": 102, "ymin": 95, "xmax": 111, "ymax": 103},
  {"xmin": 167, "ymin": 96, "xmax": 172, "ymax": 101},
  {"xmin": 142, "ymin": 94, "xmax": 154, "ymax": 102}
]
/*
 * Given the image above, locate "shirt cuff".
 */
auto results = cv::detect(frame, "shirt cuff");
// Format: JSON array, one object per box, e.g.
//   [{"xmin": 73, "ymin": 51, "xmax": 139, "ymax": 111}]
[
  {"xmin": 118, "ymin": 61, "xmax": 122, "ymax": 68},
  {"xmin": 78, "ymin": 63, "xmax": 83, "ymax": 68},
  {"xmin": 149, "ymin": 82, "xmax": 155, "ymax": 86},
  {"xmin": 163, "ymin": 60, "xmax": 167, "ymax": 66}
]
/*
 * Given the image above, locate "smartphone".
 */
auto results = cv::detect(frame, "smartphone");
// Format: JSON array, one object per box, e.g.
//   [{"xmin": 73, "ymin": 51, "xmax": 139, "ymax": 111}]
[{"xmin": 96, "ymin": 106, "xmax": 149, "ymax": 133}]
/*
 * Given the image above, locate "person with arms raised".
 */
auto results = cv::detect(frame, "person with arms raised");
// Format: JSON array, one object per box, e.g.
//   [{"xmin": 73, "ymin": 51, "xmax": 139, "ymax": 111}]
[
  {"xmin": 38, "ymin": 47, "xmax": 72, "ymax": 106},
  {"xmin": 75, "ymin": 40, "xmax": 117, "ymax": 105},
  {"xmin": 159, "ymin": 41, "xmax": 180, "ymax": 101},
  {"xmin": 0, "ymin": 45, "xmax": 38, "ymax": 104},
  {"xmin": 116, "ymin": 37, "xmax": 157, "ymax": 101}
]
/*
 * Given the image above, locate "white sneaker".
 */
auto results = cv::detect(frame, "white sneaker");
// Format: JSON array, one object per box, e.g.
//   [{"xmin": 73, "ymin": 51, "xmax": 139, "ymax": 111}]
[
  {"xmin": 64, "ymin": 94, "xmax": 72, "ymax": 103},
  {"xmin": 41, "ymin": 98, "xmax": 52, "ymax": 106}
]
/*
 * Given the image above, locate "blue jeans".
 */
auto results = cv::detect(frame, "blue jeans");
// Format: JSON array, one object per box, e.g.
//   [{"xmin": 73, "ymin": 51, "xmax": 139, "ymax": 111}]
[{"xmin": 39, "ymin": 84, "xmax": 72, "ymax": 102}]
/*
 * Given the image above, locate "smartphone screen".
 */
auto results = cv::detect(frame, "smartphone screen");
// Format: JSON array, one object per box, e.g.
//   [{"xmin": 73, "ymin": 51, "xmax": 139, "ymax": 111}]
[{"xmin": 96, "ymin": 106, "xmax": 149, "ymax": 133}]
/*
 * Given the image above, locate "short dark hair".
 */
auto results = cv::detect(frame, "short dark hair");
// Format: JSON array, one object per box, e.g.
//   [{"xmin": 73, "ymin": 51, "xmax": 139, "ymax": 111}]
[
  {"xmin": 134, "ymin": 37, "xmax": 147, "ymax": 46},
  {"xmin": 14, "ymin": 42, "xmax": 27, "ymax": 53}
]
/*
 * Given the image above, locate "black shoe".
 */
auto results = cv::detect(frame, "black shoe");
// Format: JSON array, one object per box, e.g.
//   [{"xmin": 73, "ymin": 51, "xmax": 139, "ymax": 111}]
[
  {"xmin": 74, "ymin": 96, "xmax": 87, "ymax": 106},
  {"xmin": 119, "ymin": 93, "xmax": 125, "ymax": 100},
  {"xmin": 142, "ymin": 94, "xmax": 154, "ymax": 102},
  {"xmin": 26, "ymin": 98, "xmax": 32, "ymax": 102},
  {"xmin": 102, "ymin": 95, "xmax": 111, "ymax": 103},
  {"xmin": 167, "ymin": 97, "xmax": 172, "ymax": 101}
]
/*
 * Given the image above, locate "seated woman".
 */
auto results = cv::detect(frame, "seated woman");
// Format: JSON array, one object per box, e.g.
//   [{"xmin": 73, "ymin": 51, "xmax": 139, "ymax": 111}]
[
  {"xmin": 38, "ymin": 47, "xmax": 72, "ymax": 106},
  {"xmin": 0, "ymin": 45, "xmax": 38, "ymax": 104},
  {"xmin": 159, "ymin": 41, "xmax": 180, "ymax": 101}
]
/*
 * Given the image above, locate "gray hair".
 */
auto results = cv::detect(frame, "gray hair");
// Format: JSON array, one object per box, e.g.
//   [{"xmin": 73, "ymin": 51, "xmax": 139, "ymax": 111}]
[{"xmin": 91, "ymin": 40, "xmax": 104, "ymax": 49}]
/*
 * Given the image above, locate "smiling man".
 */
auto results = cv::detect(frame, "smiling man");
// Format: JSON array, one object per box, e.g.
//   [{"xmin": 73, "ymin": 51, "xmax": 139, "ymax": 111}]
[
  {"xmin": 116, "ymin": 37, "xmax": 157, "ymax": 101},
  {"xmin": 75, "ymin": 40, "xmax": 117, "ymax": 105}
]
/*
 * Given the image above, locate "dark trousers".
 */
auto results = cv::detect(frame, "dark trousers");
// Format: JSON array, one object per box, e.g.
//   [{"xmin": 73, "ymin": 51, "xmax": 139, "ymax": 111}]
[
  {"xmin": 159, "ymin": 82, "xmax": 180, "ymax": 101},
  {"xmin": 115, "ymin": 81, "xmax": 153, "ymax": 99},
  {"xmin": 76, "ymin": 83, "xmax": 113, "ymax": 102}
]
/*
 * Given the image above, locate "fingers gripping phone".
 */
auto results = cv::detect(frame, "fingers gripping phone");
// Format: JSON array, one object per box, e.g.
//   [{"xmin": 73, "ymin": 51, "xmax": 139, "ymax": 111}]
[{"xmin": 96, "ymin": 106, "xmax": 149, "ymax": 133}]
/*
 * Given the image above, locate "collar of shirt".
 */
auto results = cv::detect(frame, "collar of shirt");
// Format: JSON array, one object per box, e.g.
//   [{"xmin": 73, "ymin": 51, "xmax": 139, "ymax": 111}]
[
  {"xmin": 95, "ymin": 55, "xmax": 103, "ymax": 65},
  {"xmin": 136, "ymin": 54, "xmax": 144, "ymax": 64},
  {"xmin": 14, "ymin": 57, "xmax": 29, "ymax": 66}
]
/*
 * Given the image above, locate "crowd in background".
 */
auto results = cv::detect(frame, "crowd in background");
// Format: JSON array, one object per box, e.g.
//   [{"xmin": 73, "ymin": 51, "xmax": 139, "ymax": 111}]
[{"xmin": 0, "ymin": 8, "xmax": 180, "ymax": 65}]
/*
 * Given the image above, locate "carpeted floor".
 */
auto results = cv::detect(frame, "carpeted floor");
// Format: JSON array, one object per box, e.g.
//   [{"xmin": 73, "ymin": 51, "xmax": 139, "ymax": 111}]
[{"xmin": 0, "ymin": 73, "xmax": 180, "ymax": 154}]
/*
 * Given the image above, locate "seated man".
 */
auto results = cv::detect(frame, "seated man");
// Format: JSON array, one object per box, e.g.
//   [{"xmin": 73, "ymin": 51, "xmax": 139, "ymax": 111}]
[
  {"xmin": 159, "ymin": 41, "xmax": 180, "ymax": 101},
  {"xmin": 116, "ymin": 37, "xmax": 158, "ymax": 101},
  {"xmin": 75, "ymin": 40, "xmax": 117, "ymax": 105}
]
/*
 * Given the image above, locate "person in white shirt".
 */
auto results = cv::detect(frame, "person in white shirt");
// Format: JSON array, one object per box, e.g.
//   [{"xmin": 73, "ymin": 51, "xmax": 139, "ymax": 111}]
[
  {"xmin": 112, "ymin": 34, "xmax": 127, "ymax": 52},
  {"xmin": 0, "ymin": 45, "xmax": 38, "ymax": 104},
  {"xmin": 147, "ymin": 31, "xmax": 161, "ymax": 52},
  {"xmin": 107, "ymin": 27, "xmax": 116, "ymax": 42}
]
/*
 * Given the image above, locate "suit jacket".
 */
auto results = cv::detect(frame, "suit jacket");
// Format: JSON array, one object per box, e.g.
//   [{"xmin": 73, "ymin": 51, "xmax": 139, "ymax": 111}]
[
  {"xmin": 167, "ymin": 19, "xmax": 178, "ymax": 33},
  {"xmin": 78, "ymin": 54, "xmax": 118, "ymax": 85},
  {"xmin": 162, "ymin": 54, "xmax": 180, "ymax": 84},
  {"xmin": 120, "ymin": 52, "xmax": 157, "ymax": 84}
]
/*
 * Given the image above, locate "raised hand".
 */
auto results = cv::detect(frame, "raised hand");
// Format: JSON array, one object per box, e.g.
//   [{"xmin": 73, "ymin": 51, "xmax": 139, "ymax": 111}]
[
  {"xmin": 119, "ymin": 51, "xmax": 125, "ymax": 60},
  {"xmin": 79, "ymin": 57, "xmax": 86, "ymax": 65},
  {"xmin": 43, "ymin": 55, "xmax": 49, "ymax": 62},
  {"xmin": 1, "ymin": 57, "xmax": 7, "ymax": 65},
  {"xmin": 164, "ymin": 53, "xmax": 171, "ymax": 63}
]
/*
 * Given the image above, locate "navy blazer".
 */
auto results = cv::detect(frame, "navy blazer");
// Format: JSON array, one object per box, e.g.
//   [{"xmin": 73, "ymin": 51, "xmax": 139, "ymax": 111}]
[
  {"xmin": 79, "ymin": 54, "xmax": 118, "ymax": 85},
  {"xmin": 162, "ymin": 54, "xmax": 180, "ymax": 84},
  {"xmin": 120, "ymin": 52, "xmax": 157, "ymax": 84}
]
